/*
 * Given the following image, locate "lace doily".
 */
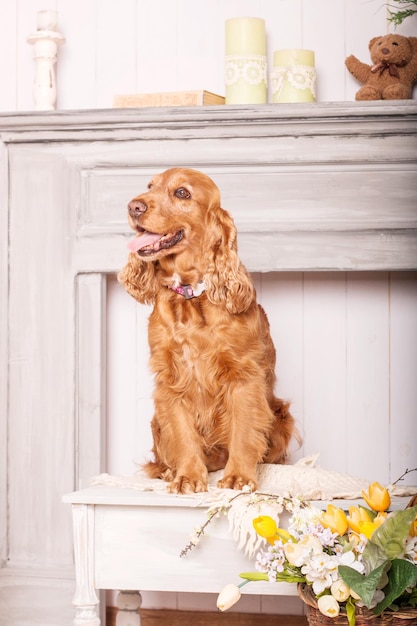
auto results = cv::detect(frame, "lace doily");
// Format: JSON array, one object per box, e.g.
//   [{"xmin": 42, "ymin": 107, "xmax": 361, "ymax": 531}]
[
  {"xmin": 271, "ymin": 64, "xmax": 316, "ymax": 98},
  {"xmin": 225, "ymin": 54, "xmax": 267, "ymax": 86}
]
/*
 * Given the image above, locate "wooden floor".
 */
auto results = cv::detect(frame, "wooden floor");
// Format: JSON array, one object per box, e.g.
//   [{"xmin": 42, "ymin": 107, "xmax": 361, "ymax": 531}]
[{"xmin": 107, "ymin": 607, "xmax": 308, "ymax": 625}]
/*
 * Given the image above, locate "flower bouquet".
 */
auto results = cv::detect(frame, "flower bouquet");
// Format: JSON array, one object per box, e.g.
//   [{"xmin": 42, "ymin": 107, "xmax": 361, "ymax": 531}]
[{"xmin": 216, "ymin": 483, "xmax": 417, "ymax": 626}]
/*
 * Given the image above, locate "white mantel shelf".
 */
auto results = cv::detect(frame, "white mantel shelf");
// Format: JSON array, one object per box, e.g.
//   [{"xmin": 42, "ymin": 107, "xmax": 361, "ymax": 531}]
[{"xmin": 0, "ymin": 101, "xmax": 417, "ymax": 140}]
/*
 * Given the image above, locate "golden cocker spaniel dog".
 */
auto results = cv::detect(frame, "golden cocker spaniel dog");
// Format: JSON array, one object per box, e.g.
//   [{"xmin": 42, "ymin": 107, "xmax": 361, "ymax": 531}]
[{"xmin": 118, "ymin": 167, "xmax": 297, "ymax": 494}]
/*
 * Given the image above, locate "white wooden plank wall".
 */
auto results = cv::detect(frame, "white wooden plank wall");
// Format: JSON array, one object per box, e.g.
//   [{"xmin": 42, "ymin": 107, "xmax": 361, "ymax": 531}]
[{"xmin": 0, "ymin": 0, "xmax": 416, "ymax": 111}]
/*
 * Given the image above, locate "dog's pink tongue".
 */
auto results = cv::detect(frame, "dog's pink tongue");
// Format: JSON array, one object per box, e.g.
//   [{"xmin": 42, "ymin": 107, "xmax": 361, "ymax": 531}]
[{"xmin": 127, "ymin": 232, "xmax": 161, "ymax": 252}]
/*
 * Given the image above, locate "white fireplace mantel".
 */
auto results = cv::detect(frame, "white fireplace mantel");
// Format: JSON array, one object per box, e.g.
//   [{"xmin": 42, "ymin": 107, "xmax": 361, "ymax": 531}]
[
  {"xmin": 1, "ymin": 102, "xmax": 416, "ymax": 274},
  {"xmin": 0, "ymin": 102, "xmax": 416, "ymax": 624}
]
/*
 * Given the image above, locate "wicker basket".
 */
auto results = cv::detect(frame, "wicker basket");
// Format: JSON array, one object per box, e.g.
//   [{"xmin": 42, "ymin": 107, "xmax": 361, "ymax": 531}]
[{"xmin": 297, "ymin": 583, "xmax": 417, "ymax": 626}]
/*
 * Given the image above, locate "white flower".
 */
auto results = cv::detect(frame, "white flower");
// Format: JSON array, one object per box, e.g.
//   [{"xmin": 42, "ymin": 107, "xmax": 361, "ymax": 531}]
[
  {"xmin": 318, "ymin": 594, "xmax": 340, "ymax": 617},
  {"xmin": 404, "ymin": 536, "xmax": 417, "ymax": 564},
  {"xmin": 255, "ymin": 541, "xmax": 286, "ymax": 581},
  {"xmin": 301, "ymin": 553, "xmax": 339, "ymax": 594},
  {"xmin": 338, "ymin": 549, "xmax": 365, "ymax": 574},
  {"xmin": 289, "ymin": 506, "xmax": 323, "ymax": 536},
  {"xmin": 331, "ymin": 579, "xmax": 351, "ymax": 602},
  {"xmin": 284, "ymin": 535, "xmax": 323, "ymax": 567},
  {"xmin": 356, "ymin": 589, "xmax": 385, "ymax": 609},
  {"xmin": 216, "ymin": 584, "xmax": 241, "ymax": 611}
]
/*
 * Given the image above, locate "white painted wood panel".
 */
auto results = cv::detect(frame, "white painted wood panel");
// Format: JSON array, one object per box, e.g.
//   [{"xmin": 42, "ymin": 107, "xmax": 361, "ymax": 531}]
[
  {"xmin": 58, "ymin": 0, "xmax": 97, "ymax": 109},
  {"xmin": 16, "ymin": 0, "xmax": 40, "ymax": 110},
  {"xmin": 0, "ymin": 140, "xmax": 8, "ymax": 573},
  {"xmin": 302, "ymin": 273, "xmax": 348, "ymax": 470},
  {"xmin": 7, "ymin": 145, "xmax": 75, "ymax": 566},
  {"xmin": 258, "ymin": 272, "xmax": 305, "ymax": 459},
  {"xmin": 0, "ymin": 0, "xmax": 17, "ymax": 111},
  {"xmin": 136, "ymin": 1, "xmax": 179, "ymax": 94},
  {"xmin": 346, "ymin": 273, "xmax": 390, "ymax": 482},
  {"xmin": 389, "ymin": 273, "xmax": 417, "ymax": 481},
  {"xmin": 77, "ymin": 273, "xmax": 107, "ymax": 487},
  {"xmin": 96, "ymin": 0, "xmax": 137, "ymax": 108},
  {"xmin": 303, "ymin": 0, "xmax": 346, "ymax": 101}
]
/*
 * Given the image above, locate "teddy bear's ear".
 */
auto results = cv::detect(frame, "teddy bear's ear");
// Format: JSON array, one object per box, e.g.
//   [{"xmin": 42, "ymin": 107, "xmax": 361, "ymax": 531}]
[
  {"xmin": 406, "ymin": 37, "xmax": 417, "ymax": 79},
  {"xmin": 369, "ymin": 36, "xmax": 381, "ymax": 50},
  {"xmin": 409, "ymin": 36, "xmax": 417, "ymax": 53}
]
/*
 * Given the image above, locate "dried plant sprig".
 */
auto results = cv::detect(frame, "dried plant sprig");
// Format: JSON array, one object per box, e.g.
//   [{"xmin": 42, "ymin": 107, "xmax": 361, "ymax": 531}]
[
  {"xmin": 179, "ymin": 491, "xmax": 245, "ymax": 557},
  {"xmin": 391, "ymin": 467, "xmax": 417, "ymax": 486},
  {"xmin": 179, "ymin": 490, "xmax": 307, "ymax": 558}
]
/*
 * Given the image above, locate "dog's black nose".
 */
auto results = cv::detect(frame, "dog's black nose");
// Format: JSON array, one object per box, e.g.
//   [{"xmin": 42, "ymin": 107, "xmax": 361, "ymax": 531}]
[{"xmin": 128, "ymin": 199, "xmax": 147, "ymax": 216}]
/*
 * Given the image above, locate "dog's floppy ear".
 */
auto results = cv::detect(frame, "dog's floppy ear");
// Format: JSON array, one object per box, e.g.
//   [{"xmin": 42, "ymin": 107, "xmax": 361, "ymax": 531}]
[
  {"xmin": 204, "ymin": 207, "xmax": 255, "ymax": 314},
  {"xmin": 117, "ymin": 253, "xmax": 159, "ymax": 304}
]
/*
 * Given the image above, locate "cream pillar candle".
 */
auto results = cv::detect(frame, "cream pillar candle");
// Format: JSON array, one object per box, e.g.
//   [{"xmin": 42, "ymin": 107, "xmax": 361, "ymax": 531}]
[
  {"xmin": 225, "ymin": 17, "xmax": 267, "ymax": 104},
  {"xmin": 27, "ymin": 10, "xmax": 65, "ymax": 111},
  {"xmin": 271, "ymin": 49, "xmax": 316, "ymax": 103},
  {"xmin": 37, "ymin": 9, "xmax": 59, "ymax": 30}
]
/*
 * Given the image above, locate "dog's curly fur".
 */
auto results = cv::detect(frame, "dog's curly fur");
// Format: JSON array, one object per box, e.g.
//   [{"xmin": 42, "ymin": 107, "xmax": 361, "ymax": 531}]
[{"xmin": 118, "ymin": 167, "xmax": 298, "ymax": 494}]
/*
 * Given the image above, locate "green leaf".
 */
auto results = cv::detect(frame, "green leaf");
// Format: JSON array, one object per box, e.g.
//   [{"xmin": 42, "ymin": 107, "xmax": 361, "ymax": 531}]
[
  {"xmin": 339, "ymin": 563, "xmax": 386, "ymax": 608},
  {"xmin": 370, "ymin": 506, "xmax": 417, "ymax": 560},
  {"xmin": 239, "ymin": 572, "xmax": 269, "ymax": 582},
  {"xmin": 361, "ymin": 538, "xmax": 387, "ymax": 573},
  {"xmin": 373, "ymin": 559, "xmax": 417, "ymax": 615},
  {"xmin": 346, "ymin": 596, "xmax": 356, "ymax": 626},
  {"xmin": 275, "ymin": 571, "xmax": 306, "ymax": 583},
  {"xmin": 239, "ymin": 569, "xmax": 305, "ymax": 584}
]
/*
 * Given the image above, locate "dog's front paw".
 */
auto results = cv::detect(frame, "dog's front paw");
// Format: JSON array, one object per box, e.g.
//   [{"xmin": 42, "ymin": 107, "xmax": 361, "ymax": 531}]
[
  {"xmin": 217, "ymin": 474, "xmax": 257, "ymax": 491},
  {"xmin": 168, "ymin": 475, "xmax": 208, "ymax": 494}
]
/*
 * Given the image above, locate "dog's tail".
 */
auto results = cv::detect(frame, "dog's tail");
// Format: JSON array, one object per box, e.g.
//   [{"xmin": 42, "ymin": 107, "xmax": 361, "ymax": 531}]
[
  {"xmin": 143, "ymin": 459, "xmax": 175, "ymax": 482},
  {"xmin": 264, "ymin": 398, "xmax": 301, "ymax": 464}
]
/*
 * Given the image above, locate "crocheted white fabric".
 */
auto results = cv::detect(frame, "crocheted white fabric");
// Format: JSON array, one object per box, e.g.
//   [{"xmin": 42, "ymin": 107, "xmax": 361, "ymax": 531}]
[{"xmin": 91, "ymin": 455, "xmax": 416, "ymax": 501}]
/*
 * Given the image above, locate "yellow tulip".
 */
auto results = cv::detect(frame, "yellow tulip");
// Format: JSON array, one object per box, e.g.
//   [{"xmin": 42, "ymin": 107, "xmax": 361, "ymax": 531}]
[
  {"xmin": 347, "ymin": 505, "xmax": 372, "ymax": 534},
  {"xmin": 252, "ymin": 515, "xmax": 284, "ymax": 544},
  {"xmin": 362, "ymin": 482, "xmax": 391, "ymax": 512},
  {"xmin": 253, "ymin": 515, "xmax": 277, "ymax": 538},
  {"xmin": 359, "ymin": 512, "xmax": 387, "ymax": 539},
  {"xmin": 321, "ymin": 504, "xmax": 348, "ymax": 536}
]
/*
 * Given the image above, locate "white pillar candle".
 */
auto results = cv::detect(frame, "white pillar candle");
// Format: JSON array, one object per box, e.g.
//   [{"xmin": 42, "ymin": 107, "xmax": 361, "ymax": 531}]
[
  {"xmin": 27, "ymin": 11, "xmax": 65, "ymax": 111},
  {"xmin": 37, "ymin": 10, "xmax": 58, "ymax": 31},
  {"xmin": 225, "ymin": 17, "xmax": 267, "ymax": 105},
  {"xmin": 272, "ymin": 49, "xmax": 316, "ymax": 103}
]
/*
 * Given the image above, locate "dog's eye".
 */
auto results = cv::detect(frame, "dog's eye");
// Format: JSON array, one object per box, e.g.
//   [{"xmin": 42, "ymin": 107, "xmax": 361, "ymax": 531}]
[
  {"xmin": 392, "ymin": 41, "xmax": 398, "ymax": 46},
  {"xmin": 147, "ymin": 183, "xmax": 153, "ymax": 190},
  {"xmin": 174, "ymin": 187, "xmax": 191, "ymax": 199}
]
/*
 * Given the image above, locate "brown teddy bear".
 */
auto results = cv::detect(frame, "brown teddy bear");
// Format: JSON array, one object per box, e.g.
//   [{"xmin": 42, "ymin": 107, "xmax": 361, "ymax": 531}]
[{"xmin": 345, "ymin": 34, "xmax": 417, "ymax": 100}]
